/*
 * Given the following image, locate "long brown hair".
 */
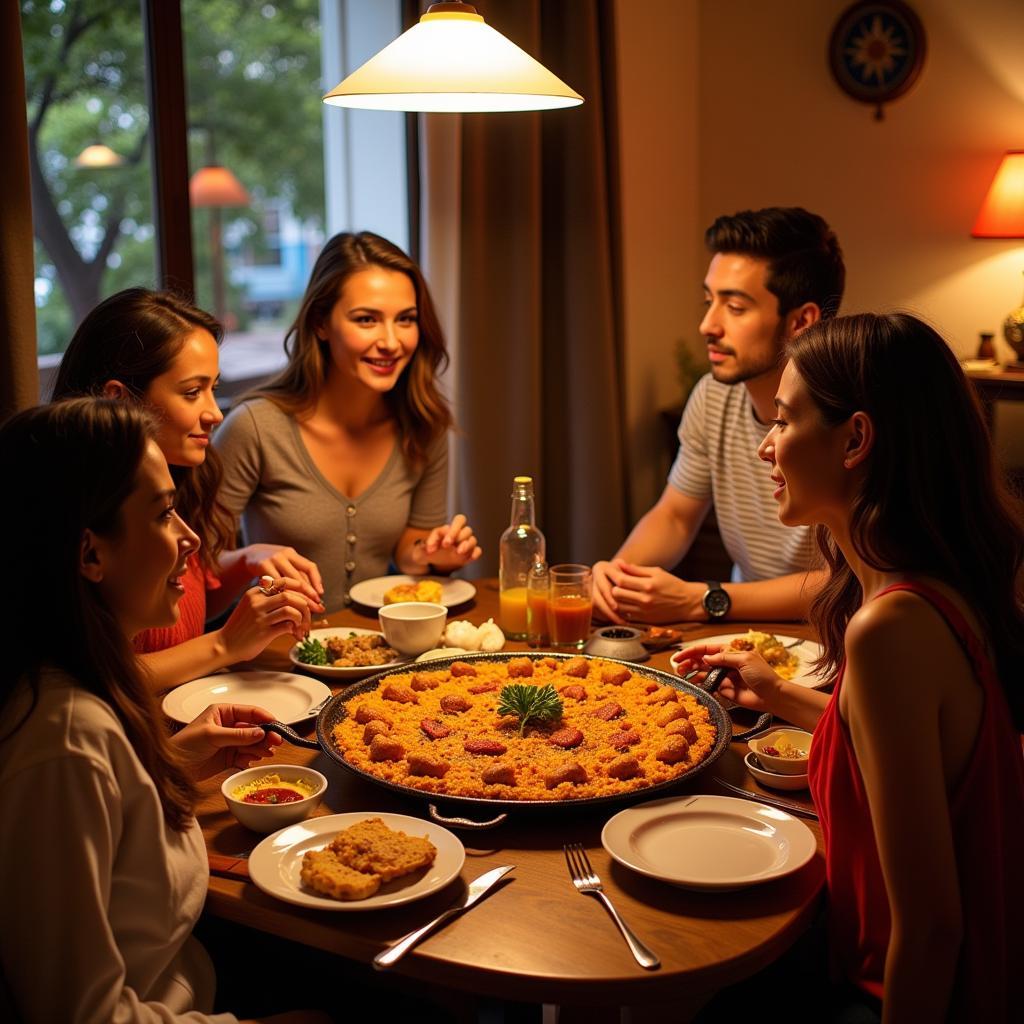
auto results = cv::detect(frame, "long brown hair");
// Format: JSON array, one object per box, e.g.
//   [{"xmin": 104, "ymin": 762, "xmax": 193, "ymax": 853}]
[
  {"xmin": 0, "ymin": 399, "xmax": 198, "ymax": 829},
  {"xmin": 52, "ymin": 288, "xmax": 234, "ymax": 570},
  {"xmin": 790, "ymin": 313, "xmax": 1024, "ymax": 727},
  {"xmin": 251, "ymin": 231, "xmax": 452, "ymax": 468}
]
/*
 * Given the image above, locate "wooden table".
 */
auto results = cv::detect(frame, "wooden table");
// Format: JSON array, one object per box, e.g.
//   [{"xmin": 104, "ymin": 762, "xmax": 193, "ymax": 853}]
[
  {"xmin": 965, "ymin": 364, "xmax": 1024, "ymax": 431},
  {"xmin": 198, "ymin": 580, "xmax": 824, "ymax": 1020}
]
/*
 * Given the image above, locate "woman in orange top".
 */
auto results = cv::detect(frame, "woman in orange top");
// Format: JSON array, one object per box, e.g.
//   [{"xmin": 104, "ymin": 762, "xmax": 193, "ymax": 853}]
[{"xmin": 53, "ymin": 288, "xmax": 324, "ymax": 690}]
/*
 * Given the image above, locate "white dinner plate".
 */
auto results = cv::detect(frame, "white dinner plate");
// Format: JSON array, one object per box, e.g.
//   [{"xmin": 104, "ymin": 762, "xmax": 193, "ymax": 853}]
[
  {"xmin": 161, "ymin": 671, "xmax": 331, "ymax": 726},
  {"xmin": 248, "ymin": 812, "xmax": 466, "ymax": 911},
  {"xmin": 289, "ymin": 627, "xmax": 409, "ymax": 680},
  {"xmin": 601, "ymin": 794, "xmax": 817, "ymax": 891},
  {"xmin": 348, "ymin": 574, "xmax": 476, "ymax": 610},
  {"xmin": 685, "ymin": 633, "xmax": 825, "ymax": 689}
]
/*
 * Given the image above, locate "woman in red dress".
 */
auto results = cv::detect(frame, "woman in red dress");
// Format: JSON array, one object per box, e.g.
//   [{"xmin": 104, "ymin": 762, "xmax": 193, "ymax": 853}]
[{"xmin": 678, "ymin": 313, "xmax": 1024, "ymax": 1021}]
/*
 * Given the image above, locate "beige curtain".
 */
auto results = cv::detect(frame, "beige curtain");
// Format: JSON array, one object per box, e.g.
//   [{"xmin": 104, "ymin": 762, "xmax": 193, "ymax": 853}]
[
  {"xmin": 426, "ymin": 0, "xmax": 626, "ymax": 574},
  {"xmin": 0, "ymin": 4, "xmax": 40, "ymax": 421}
]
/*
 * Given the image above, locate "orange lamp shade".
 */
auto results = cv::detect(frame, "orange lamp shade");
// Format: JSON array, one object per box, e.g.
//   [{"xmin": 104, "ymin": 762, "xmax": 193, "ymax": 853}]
[
  {"xmin": 972, "ymin": 151, "xmax": 1024, "ymax": 238},
  {"xmin": 189, "ymin": 165, "xmax": 250, "ymax": 208}
]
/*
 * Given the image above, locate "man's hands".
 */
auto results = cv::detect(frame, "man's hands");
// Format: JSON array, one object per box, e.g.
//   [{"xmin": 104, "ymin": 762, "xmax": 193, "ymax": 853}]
[{"xmin": 592, "ymin": 558, "xmax": 702, "ymax": 624}]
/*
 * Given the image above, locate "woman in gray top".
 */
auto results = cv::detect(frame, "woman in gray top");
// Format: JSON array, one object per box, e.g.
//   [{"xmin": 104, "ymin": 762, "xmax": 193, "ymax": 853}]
[{"xmin": 216, "ymin": 232, "xmax": 481, "ymax": 611}]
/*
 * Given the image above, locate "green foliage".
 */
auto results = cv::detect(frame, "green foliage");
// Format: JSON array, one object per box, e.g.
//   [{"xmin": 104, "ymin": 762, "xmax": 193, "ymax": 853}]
[
  {"xmin": 295, "ymin": 637, "xmax": 328, "ymax": 666},
  {"xmin": 497, "ymin": 683, "xmax": 564, "ymax": 737},
  {"xmin": 22, "ymin": 0, "xmax": 325, "ymax": 351}
]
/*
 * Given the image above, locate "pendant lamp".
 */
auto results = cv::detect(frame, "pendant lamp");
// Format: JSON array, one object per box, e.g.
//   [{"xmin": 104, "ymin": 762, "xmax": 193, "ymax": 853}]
[{"xmin": 322, "ymin": 1, "xmax": 583, "ymax": 113}]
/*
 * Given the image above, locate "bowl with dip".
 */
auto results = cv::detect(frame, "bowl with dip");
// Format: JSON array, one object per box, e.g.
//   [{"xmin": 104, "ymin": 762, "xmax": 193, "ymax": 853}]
[
  {"xmin": 748, "ymin": 729, "xmax": 813, "ymax": 775},
  {"xmin": 222, "ymin": 765, "xmax": 327, "ymax": 833}
]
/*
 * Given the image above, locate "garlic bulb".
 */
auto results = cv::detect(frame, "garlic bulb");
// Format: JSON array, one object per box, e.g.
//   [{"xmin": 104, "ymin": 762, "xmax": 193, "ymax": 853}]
[
  {"xmin": 443, "ymin": 620, "xmax": 481, "ymax": 650},
  {"xmin": 476, "ymin": 618, "xmax": 506, "ymax": 652}
]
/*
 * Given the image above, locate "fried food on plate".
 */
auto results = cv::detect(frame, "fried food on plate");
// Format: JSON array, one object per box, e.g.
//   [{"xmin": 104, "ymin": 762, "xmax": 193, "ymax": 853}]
[
  {"xmin": 384, "ymin": 579, "xmax": 444, "ymax": 605},
  {"xmin": 300, "ymin": 848, "xmax": 381, "ymax": 901},
  {"xmin": 329, "ymin": 817, "xmax": 437, "ymax": 881}
]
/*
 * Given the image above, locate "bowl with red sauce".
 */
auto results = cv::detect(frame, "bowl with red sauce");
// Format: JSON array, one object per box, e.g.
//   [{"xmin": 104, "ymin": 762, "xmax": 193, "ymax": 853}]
[{"xmin": 221, "ymin": 765, "xmax": 327, "ymax": 832}]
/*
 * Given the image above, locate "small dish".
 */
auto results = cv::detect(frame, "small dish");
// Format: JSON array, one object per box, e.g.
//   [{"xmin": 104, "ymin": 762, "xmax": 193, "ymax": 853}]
[
  {"xmin": 222, "ymin": 765, "xmax": 327, "ymax": 833},
  {"xmin": 415, "ymin": 646, "xmax": 468, "ymax": 662},
  {"xmin": 378, "ymin": 601, "xmax": 448, "ymax": 656},
  {"xmin": 349, "ymin": 575, "xmax": 476, "ymax": 610},
  {"xmin": 749, "ymin": 729, "xmax": 813, "ymax": 775},
  {"xmin": 640, "ymin": 626, "xmax": 682, "ymax": 650},
  {"xmin": 583, "ymin": 626, "xmax": 649, "ymax": 663},
  {"xmin": 744, "ymin": 751, "xmax": 809, "ymax": 792},
  {"xmin": 289, "ymin": 627, "xmax": 406, "ymax": 680}
]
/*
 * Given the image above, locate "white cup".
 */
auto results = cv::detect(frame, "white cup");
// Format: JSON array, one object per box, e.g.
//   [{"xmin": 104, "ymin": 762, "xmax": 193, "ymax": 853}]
[{"xmin": 378, "ymin": 601, "xmax": 447, "ymax": 656}]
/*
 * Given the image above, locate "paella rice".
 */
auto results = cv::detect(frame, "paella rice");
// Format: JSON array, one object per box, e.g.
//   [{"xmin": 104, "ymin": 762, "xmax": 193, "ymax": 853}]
[
  {"xmin": 331, "ymin": 656, "xmax": 717, "ymax": 801},
  {"xmin": 728, "ymin": 630, "xmax": 800, "ymax": 680}
]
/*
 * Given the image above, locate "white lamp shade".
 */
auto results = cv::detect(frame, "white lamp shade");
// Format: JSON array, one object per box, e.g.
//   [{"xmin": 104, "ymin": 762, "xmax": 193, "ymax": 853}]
[{"xmin": 323, "ymin": 8, "xmax": 583, "ymax": 113}]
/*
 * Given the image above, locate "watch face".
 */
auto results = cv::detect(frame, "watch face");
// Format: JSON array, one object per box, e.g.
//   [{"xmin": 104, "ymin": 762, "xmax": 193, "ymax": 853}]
[{"xmin": 704, "ymin": 586, "xmax": 730, "ymax": 618}]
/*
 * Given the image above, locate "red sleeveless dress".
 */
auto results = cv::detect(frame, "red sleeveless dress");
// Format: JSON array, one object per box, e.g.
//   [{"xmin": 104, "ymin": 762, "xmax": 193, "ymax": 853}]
[{"xmin": 808, "ymin": 581, "xmax": 1024, "ymax": 1019}]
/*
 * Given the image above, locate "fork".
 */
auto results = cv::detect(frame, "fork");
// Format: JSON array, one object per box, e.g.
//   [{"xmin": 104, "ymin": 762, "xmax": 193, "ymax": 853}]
[{"xmin": 563, "ymin": 844, "xmax": 660, "ymax": 970}]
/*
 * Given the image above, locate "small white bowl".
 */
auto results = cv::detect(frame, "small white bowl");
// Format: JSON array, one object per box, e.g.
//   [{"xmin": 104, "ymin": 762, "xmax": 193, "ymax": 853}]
[
  {"xmin": 744, "ymin": 751, "xmax": 809, "ymax": 792},
  {"xmin": 378, "ymin": 601, "xmax": 447, "ymax": 656},
  {"xmin": 748, "ymin": 728, "xmax": 813, "ymax": 775},
  {"xmin": 221, "ymin": 765, "xmax": 326, "ymax": 833}
]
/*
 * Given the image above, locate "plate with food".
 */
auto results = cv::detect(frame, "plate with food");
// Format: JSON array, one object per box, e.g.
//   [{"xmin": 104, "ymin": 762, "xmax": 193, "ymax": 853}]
[
  {"xmin": 675, "ymin": 631, "xmax": 825, "ymax": 689},
  {"xmin": 161, "ymin": 671, "xmax": 331, "ymax": 726},
  {"xmin": 290, "ymin": 627, "xmax": 408, "ymax": 680},
  {"xmin": 348, "ymin": 575, "xmax": 476, "ymax": 610},
  {"xmin": 601, "ymin": 794, "xmax": 817, "ymax": 891},
  {"xmin": 248, "ymin": 812, "xmax": 465, "ymax": 911}
]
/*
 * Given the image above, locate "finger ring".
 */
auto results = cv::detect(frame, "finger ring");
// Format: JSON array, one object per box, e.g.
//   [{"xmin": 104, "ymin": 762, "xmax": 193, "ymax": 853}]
[{"xmin": 258, "ymin": 574, "xmax": 283, "ymax": 597}]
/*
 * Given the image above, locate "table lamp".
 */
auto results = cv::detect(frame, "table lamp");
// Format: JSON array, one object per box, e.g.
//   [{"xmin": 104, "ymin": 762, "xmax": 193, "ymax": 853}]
[{"xmin": 972, "ymin": 150, "xmax": 1024, "ymax": 370}]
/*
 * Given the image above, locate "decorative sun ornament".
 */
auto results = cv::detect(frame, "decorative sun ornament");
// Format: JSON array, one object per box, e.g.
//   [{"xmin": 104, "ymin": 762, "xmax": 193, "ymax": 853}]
[{"xmin": 829, "ymin": 2, "xmax": 926, "ymax": 121}]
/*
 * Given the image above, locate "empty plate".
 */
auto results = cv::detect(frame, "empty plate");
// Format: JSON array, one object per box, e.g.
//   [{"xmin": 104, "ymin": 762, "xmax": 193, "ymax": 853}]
[
  {"xmin": 161, "ymin": 671, "xmax": 332, "ymax": 725},
  {"xmin": 601, "ymin": 794, "xmax": 817, "ymax": 891}
]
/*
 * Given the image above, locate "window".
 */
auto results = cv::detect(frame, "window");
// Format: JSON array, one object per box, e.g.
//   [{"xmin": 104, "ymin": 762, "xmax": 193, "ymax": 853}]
[
  {"xmin": 22, "ymin": 0, "xmax": 157, "ymax": 361},
  {"xmin": 23, "ymin": 0, "xmax": 410, "ymax": 398}
]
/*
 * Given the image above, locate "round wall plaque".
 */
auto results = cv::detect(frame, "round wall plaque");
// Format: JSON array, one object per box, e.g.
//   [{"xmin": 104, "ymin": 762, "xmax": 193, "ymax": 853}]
[{"xmin": 829, "ymin": 1, "xmax": 926, "ymax": 120}]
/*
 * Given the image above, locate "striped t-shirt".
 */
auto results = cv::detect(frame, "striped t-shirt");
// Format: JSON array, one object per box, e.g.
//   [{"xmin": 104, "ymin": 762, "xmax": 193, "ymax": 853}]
[{"xmin": 668, "ymin": 373, "xmax": 817, "ymax": 581}]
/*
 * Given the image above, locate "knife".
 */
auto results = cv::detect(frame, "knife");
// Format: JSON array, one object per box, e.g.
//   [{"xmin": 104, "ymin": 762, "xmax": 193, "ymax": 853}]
[{"xmin": 373, "ymin": 864, "xmax": 514, "ymax": 970}]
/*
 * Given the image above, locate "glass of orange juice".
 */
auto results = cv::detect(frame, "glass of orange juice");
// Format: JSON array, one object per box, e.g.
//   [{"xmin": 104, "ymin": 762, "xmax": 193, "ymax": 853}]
[{"xmin": 548, "ymin": 564, "xmax": 593, "ymax": 649}]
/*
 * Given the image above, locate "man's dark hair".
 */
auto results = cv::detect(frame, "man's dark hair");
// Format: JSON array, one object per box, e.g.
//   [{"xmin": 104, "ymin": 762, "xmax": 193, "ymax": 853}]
[{"xmin": 705, "ymin": 207, "xmax": 845, "ymax": 319}]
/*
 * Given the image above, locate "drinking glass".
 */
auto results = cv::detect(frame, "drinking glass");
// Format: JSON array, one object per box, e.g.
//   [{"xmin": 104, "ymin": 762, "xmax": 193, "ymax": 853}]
[{"xmin": 548, "ymin": 564, "xmax": 593, "ymax": 649}]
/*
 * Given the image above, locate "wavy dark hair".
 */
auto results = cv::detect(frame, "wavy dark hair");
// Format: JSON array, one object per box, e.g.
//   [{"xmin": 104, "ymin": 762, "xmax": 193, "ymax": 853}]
[
  {"xmin": 790, "ymin": 313, "xmax": 1024, "ymax": 728},
  {"xmin": 0, "ymin": 399, "xmax": 198, "ymax": 829},
  {"xmin": 705, "ymin": 207, "xmax": 846, "ymax": 320},
  {"xmin": 250, "ymin": 231, "xmax": 452, "ymax": 468},
  {"xmin": 52, "ymin": 288, "xmax": 233, "ymax": 571}
]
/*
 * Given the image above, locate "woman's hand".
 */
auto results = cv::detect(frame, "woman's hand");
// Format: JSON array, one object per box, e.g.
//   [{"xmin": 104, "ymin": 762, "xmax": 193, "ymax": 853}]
[
  {"xmin": 171, "ymin": 703, "xmax": 282, "ymax": 779},
  {"xmin": 673, "ymin": 643, "xmax": 785, "ymax": 712},
  {"xmin": 241, "ymin": 544, "xmax": 324, "ymax": 609},
  {"xmin": 215, "ymin": 577, "xmax": 314, "ymax": 664},
  {"xmin": 413, "ymin": 514, "xmax": 482, "ymax": 572}
]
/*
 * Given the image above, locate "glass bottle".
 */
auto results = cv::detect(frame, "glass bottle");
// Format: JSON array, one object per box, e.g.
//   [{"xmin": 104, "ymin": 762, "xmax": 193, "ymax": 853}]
[
  {"xmin": 526, "ymin": 559, "xmax": 550, "ymax": 647},
  {"xmin": 499, "ymin": 476, "xmax": 545, "ymax": 639}
]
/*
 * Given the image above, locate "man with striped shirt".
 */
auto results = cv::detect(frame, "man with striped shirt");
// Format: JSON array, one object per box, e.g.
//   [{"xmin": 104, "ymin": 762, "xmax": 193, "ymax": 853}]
[{"xmin": 593, "ymin": 207, "xmax": 845, "ymax": 624}]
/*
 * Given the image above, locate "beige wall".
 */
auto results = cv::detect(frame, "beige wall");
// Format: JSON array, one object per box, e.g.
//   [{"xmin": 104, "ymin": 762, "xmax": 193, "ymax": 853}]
[{"xmin": 614, "ymin": 0, "xmax": 1024, "ymax": 518}]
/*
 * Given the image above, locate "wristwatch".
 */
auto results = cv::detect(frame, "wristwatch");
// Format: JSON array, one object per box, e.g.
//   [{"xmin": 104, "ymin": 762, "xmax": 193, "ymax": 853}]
[{"xmin": 702, "ymin": 581, "xmax": 731, "ymax": 620}]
